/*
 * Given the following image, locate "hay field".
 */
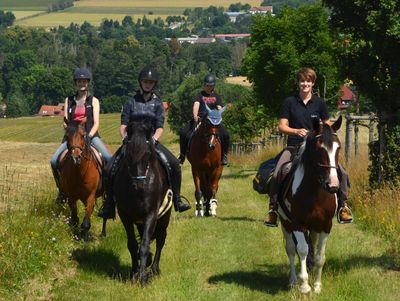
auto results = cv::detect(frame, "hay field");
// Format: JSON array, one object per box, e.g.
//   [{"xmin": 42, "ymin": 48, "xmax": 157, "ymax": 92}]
[
  {"xmin": 12, "ymin": 0, "xmax": 262, "ymax": 27},
  {"xmin": 0, "ymin": 0, "xmax": 50, "ymax": 10}
]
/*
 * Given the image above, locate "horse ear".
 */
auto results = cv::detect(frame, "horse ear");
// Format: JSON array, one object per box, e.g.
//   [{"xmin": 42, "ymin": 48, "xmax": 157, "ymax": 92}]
[
  {"xmin": 332, "ymin": 115, "xmax": 343, "ymax": 132},
  {"xmin": 312, "ymin": 117, "xmax": 321, "ymax": 132}
]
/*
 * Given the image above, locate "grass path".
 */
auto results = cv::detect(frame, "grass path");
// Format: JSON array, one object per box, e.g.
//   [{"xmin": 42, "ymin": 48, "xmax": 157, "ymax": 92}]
[{"xmin": 0, "ymin": 115, "xmax": 399, "ymax": 300}]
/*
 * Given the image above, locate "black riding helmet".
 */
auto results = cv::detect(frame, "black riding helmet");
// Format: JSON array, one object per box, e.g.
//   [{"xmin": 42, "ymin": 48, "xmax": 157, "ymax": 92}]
[
  {"xmin": 204, "ymin": 74, "xmax": 216, "ymax": 86},
  {"xmin": 74, "ymin": 68, "xmax": 92, "ymax": 81},
  {"xmin": 138, "ymin": 66, "xmax": 159, "ymax": 92}
]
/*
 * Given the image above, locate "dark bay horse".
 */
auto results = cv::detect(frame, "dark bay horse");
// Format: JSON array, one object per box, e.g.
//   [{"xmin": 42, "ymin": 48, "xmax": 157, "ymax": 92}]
[
  {"xmin": 278, "ymin": 116, "xmax": 343, "ymax": 294},
  {"xmin": 59, "ymin": 117, "xmax": 107, "ymax": 241},
  {"xmin": 188, "ymin": 105, "xmax": 226, "ymax": 217},
  {"xmin": 113, "ymin": 116, "xmax": 171, "ymax": 284}
]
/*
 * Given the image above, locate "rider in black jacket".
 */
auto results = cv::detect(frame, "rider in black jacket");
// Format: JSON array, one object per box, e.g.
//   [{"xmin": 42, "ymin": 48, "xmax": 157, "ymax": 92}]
[{"xmin": 98, "ymin": 66, "xmax": 191, "ymax": 219}]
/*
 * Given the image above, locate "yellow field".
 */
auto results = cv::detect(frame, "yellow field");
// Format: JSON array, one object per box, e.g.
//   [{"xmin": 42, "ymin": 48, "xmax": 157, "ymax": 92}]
[
  {"xmin": 13, "ymin": 0, "xmax": 262, "ymax": 27},
  {"xmin": 225, "ymin": 76, "xmax": 252, "ymax": 87},
  {"xmin": 15, "ymin": 12, "xmax": 173, "ymax": 26},
  {"xmin": 74, "ymin": 0, "xmax": 262, "ymax": 8},
  {"xmin": 11, "ymin": 11, "xmax": 44, "ymax": 20}
]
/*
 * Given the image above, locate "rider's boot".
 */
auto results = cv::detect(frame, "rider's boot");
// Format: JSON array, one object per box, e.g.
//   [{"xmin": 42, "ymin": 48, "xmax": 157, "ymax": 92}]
[
  {"xmin": 222, "ymin": 153, "xmax": 228, "ymax": 165},
  {"xmin": 97, "ymin": 192, "xmax": 116, "ymax": 219},
  {"xmin": 263, "ymin": 195, "xmax": 278, "ymax": 227},
  {"xmin": 337, "ymin": 197, "xmax": 353, "ymax": 224},
  {"xmin": 51, "ymin": 167, "xmax": 65, "ymax": 203},
  {"xmin": 178, "ymin": 153, "xmax": 185, "ymax": 165},
  {"xmin": 170, "ymin": 164, "xmax": 191, "ymax": 212}
]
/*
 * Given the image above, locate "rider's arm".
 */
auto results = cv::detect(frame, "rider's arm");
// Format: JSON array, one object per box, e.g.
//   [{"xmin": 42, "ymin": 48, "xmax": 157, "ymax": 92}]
[
  {"xmin": 120, "ymin": 124, "xmax": 127, "ymax": 139},
  {"xmin": 63, "ymin": 97, "xmax": 69, "ymax": 128},
  {"xmin": 153, "ymin": 128, "xmax": 163, "ymax": 141},
  {"xmin": 88, "ymin": 97, "xmax": 100, "ymax": 138},
  {"xmin": 193, "ymin": 101, "xmax": 200, "ymax": 122},
  {"xmin": 279, "ymin": 118, "xmax": 308, "ymax": 138}
]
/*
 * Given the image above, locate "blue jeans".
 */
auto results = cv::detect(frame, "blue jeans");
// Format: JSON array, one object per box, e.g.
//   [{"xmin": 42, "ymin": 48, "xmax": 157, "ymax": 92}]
[
  {"xmin": 50, "ymin": 141, "xmax": 67, "ymax": 171},
  {"xmin": 91, "ymin": 136, "xmax": 112, "ymax": 163}
]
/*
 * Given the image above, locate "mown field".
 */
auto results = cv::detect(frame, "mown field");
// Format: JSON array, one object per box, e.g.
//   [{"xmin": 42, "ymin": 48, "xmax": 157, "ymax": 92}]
[
  {"xmin": 1, "ymin": 0, "xmax": 262, "ymax": 27},
  {"xmin": 0, "ymin": 114, "xmax": 399, "ymax": 301}
]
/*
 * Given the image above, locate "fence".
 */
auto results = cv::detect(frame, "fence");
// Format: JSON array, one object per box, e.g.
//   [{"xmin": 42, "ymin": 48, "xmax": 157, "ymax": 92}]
[{"xmin": 230, "ymin": 134, "xmax": 284, "ymax": 155}]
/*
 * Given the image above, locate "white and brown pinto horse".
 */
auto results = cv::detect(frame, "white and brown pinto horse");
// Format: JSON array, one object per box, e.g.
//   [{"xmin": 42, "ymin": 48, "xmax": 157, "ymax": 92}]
[{"xmin": 278, "ymin": 116, "xmax": 342, "ymax": 294}]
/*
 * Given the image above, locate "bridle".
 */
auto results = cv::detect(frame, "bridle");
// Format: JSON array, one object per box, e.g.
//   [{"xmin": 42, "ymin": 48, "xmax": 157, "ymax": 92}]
[{"xmin": 315, "ymin": 133, "xmax": 339, "ymax": 169}]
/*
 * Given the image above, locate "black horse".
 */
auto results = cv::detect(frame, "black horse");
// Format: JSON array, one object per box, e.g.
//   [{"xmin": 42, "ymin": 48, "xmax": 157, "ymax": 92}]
[{"xmin": 114, "ymin": 116, "xmax": 171, "ymax": 284}]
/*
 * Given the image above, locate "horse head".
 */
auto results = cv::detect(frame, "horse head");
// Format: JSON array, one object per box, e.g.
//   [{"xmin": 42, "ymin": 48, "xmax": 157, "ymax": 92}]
[
  {"xmin": 303, "ymin": 116, "xmax": 342, "ymax": 193},
  {"xmin": 201, "ymin": 104, "xmax": 226, "ymax": 150},
  {"xmin": 125, "ymin": 114, "xmax": 156, "ymax": 182},
  {"xmin": 65, "ymin": 117, "xmax": 88, "ymax": 165}
]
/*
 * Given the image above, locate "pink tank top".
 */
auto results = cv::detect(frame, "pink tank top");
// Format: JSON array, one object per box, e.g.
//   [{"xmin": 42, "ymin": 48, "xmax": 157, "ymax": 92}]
[{"xmin": 73, "ymin": 105, "xmax": 86, "ymax": 121}]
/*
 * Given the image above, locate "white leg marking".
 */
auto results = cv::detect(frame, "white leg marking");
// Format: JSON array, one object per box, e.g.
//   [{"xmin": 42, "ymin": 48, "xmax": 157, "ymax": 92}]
[
  {"xmin": 312, "ymin": 232, "xmax": 329, "ymax": 294},
  {"xmin": 293, "ymin": 231, "xmax": 311, "ymax": 294}
]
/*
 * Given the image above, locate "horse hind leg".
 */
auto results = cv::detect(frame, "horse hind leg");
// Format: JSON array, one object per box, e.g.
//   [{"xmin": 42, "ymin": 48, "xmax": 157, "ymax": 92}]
[
  {"xmin": 150, "ymin": 220, "xmax": 168, "ymax": 276},
  {"xmin": 68, "ymin": 199, "xmax": 80, "ymax": 238},
  {"xmin": 210, "ymin": 198, "xmax": 218, "ymax": 217}
]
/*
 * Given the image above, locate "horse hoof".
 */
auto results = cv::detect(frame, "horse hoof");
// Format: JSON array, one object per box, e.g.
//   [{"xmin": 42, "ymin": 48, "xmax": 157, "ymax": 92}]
[
  {"xmin": 299, "ymin": 284, "xmax": 312, "ymax": 294},
  {"xmin": 313, "ymin": 283, "xmax": 322, "ymax": 294},
  {"xmin": 210, "ymin": 200, "xmax": 217, "ymax": 216}
]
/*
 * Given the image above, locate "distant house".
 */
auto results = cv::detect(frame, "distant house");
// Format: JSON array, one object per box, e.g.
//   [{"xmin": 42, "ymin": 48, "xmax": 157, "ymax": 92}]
[
  {"xmin": 249, "ymin": 6, "xmax": 274, "ymax": 15},
  {"xmin": 37, "ymin": 104, "xmax": 64, "ymax": 116},
  {"xmin": 213, "ymin": 33, "xmax": 251, "ymax": 42},
  {"xmin": 164, "ymin": 36, "xmax": 215, "ymax": 44},
  {"xmin": 338, "ymin": 85, "xmax": 357, "ymax": 110},
  {"xmin": 225, "ymin": 12, "xmax": 247, "ymax": 22}
]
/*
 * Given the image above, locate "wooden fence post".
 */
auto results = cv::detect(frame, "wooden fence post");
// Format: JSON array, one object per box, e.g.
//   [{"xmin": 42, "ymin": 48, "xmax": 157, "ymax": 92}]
[{"xmin": 345, "ymin": 113, "xmax": 353, "ymax": 163}]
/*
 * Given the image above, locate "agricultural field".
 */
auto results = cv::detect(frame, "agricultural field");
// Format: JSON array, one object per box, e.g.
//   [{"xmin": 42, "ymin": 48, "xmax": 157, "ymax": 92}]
[
  {"xmin": 5, "ymin": 0, "xmax": 262, "ymax": 27},
  {"xmin": 0, "ymin": 114, "xmax": 399, "ymax": 300}
]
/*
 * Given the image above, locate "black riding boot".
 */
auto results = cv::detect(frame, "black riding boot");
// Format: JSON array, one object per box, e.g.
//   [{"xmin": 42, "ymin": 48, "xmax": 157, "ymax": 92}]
[
  {"xmin": 98, "ymin": 151, "xmax": 122, "ymax": 219},
  {"xmin": 51, "ymin": 167, "xmax": 65, "ymax": 203},
  {"xmin": 222, "ymin": 153, "xmax": 228, "ymax": 165},
  {"xmin": 171, "ymin": 168, "xmax": 191, "ymax": 212}
]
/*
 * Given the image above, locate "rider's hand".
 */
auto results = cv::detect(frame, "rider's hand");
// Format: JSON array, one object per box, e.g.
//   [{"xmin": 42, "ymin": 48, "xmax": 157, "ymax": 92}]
[
  {"xmin": 193, "ymin": 116, "xmax": 199, "ymax": 123},
  {"xmin": 295, "ymin": 128, "xmax": 309, "ymax": 137},
  {"xmin": 152, "ymin": 136, "xmax": 159, "ymax": 145}
]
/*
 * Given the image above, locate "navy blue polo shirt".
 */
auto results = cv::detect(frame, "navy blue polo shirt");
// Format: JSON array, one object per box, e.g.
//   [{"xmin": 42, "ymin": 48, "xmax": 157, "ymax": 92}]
[{"xmin": 280, "ymin": 94, "xmax": 329, "ymax": 146}]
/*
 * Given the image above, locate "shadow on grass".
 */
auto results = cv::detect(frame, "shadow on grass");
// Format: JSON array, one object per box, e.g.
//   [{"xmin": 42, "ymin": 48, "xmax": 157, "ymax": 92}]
[
  {"xmin": 218, "ymin": 216, "xmax": 259, "ymax": 222},
  {"xmin": 326, "ymin": 254, "xmax": 400, "ymax": 273},
  {"xmin": 208, "ymin": 264, "xmax": 288, "ymax": 294},
  {"xmin": 221, "ymin": 169, "xmax": 256, "ymax": 179},
  {"xmin": 71, "ymin": 248, "xmax": 132, "ymax": 282}
]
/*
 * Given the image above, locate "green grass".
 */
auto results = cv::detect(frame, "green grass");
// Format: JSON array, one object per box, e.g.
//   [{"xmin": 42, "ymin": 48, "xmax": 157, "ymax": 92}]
[
  {"xmin": 0, "ymin": 115, "xmax": 399, "ymax": 300},
  {"xmin": 0, "ymin": 0, "xmax": 53, "ymax": 11}
]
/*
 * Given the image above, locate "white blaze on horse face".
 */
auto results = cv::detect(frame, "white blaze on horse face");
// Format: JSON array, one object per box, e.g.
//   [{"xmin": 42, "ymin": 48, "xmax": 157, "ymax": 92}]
[{"xmin": 322, "ymin": 141, "xmax": 339, "ymax": 188}]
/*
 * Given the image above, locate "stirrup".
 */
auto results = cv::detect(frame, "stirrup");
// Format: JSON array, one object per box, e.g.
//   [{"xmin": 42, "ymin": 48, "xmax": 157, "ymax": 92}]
[
  {"xmin": 263, "ymin": 209, "xmax": 278, "ymax": 227},
  {"xmin": 175, "ymin": 195, "xmax": 191, "ymax": 212},
  {"xmin": 337, "ymin": 206, "xmax": 354, "ymax": 224}
]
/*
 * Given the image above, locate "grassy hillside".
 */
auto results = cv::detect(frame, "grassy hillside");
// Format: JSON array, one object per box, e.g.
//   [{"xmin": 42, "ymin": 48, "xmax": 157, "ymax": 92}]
[
  {"xmin": 0, "ymin": 115, "xmax": 399, "ymax": 300},
  {"xmin": 0, "ymin": 0, "xmax": 52, "ymax": 10}
]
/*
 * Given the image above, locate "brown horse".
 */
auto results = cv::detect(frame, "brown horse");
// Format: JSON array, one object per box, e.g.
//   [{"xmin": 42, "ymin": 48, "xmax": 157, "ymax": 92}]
[
  {"xmin": 278, "ymin": 116, "xmax": 343, "ymax": 294},
  {"xmin": 188, "ymin": 105, "xmax": 226, "ymax": 217},
  {"xmin": 113, "ymin": 116, "xmax": 172, "ymax": 284},
  {"xmin": 59, "ymin": 117, "xmax": 107, "ymax": 241}
]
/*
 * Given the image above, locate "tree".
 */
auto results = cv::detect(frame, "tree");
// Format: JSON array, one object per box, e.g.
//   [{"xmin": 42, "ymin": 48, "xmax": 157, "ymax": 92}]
[
  {"xmin": 323, "ymin": 0, "xmax": 400, "ymax": 185},
  {"xmin": 242, "ymin": 3, "xmax": 340, "ymax": 117}
]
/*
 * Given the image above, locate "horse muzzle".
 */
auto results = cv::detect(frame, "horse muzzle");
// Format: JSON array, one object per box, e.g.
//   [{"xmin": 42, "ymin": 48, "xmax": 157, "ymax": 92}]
[
  {"xmin": 324, "ymin": 183, "xmax": 339, "ymax": 194},
  {"xmin": 208, "ymin": 143, "xmax": 215, "ymax": 150}
]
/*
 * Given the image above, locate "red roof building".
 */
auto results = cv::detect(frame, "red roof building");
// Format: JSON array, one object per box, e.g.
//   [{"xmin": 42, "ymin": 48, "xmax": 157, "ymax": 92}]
[
  {"xmin": 37, "ymin": 105, "xmax": 64, "ymax": 116},
  {"xmin": 338, "ymin": 85, "xmax": 357, "ymax": 109}
]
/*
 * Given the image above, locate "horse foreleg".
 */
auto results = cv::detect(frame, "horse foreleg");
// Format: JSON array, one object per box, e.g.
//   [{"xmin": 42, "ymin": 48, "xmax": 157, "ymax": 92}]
[
  {"xmin": 192, "ymin": 171, "xmax": 203, "ymax": 217},
  {"xmin": 209, "ymin": 170, "xmax": 221, "ymax": 217},
  {"xmin": 293, "ymin": 231, "xmax": 311, "ymax": 294},
  {"xmin": 151, "ymin": 222, "xmax": 167, "ymax": 276},
  {"xmin": 101, "ymin": 218, "xmax": 107, "ymax": 238},
  {"xmin": 122, "ymin": 219, "xmax": 139, "ymax": 281},
  {"xmin": 68, "ymin": 199, "xmax": 79, "ymax": 236},
  {"xmin": 138, "ymin": 214, "xmax": 157, "ymax": 285},
  {"xmin": 312, "ymin": 232, "xmax": 329, "ymax": 294},
  {"xmin": 81, "ymin": 194, "xmax": 96, "ymax": 242},
  {"xmin": 281, "ymin": 227, "xmax": 297, "ymax": 288}
]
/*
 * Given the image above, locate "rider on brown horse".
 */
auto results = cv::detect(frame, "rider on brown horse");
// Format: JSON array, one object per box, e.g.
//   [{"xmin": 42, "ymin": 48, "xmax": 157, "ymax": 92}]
[
  {"xmin": 50, "ymin": 68, "xmax": 112, "ymax": 202},
  {"xmin": 178, "ymin": 74, "xmax": 230, "ymax": 166},
  {"xmin": 98, "ymin": 66, "xmax": 191, "ymax": 219},
  {"xmin": 264, "ymin": 67, "xmax": 353, "ymax": 227}
]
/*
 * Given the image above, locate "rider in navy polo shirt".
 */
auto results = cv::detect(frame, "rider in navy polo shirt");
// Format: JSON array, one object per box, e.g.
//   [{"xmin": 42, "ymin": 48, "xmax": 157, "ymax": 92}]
[{"xmin": 264, "ymin": 67, "xmax": 353, "ymax": 227}]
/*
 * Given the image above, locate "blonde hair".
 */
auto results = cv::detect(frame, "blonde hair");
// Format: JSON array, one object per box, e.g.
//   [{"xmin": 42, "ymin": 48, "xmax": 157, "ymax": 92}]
[{"xmin": 296, "ymin": 67, "xmax": 317, "ymax": 83}]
